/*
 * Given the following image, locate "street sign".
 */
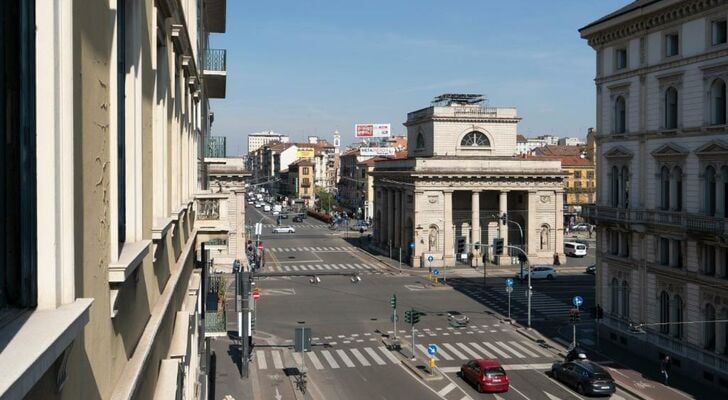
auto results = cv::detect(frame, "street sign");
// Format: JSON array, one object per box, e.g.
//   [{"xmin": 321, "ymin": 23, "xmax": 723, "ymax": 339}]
[
  {"xmin": 257, "ymin": 244, "xmax": 264, "ymax": 250},
  {"xmin": 294, "ymin": 327, "xmax": 312, "ymax": 352},
  {"xmin": 427, "ymin": 344, "xmax": 438, "ymax": 355},
  {"xmin": 432, "ymin": 268, "xmax": 440, "ymax": 276},
  {"xmin": 573, "ymin": 296, "xmax": 584, "ymax": 308},
  {"xmin": 252, "ymin": 291, "xmax": 261, "ymax": 300},
  {"xmin": 409, "ymin": 242, "xmax": 415, "ymax": 250},
  {"xmin": 505, "ymin": 286, "xmax": 513, "ymax": 294},
  {"xmin": 505, "ymin": 278, "xmax": 514, "ymax": 287},
  {"xmin": 427, "ymin": 255, "xmax": 434, "ymax": 263}
]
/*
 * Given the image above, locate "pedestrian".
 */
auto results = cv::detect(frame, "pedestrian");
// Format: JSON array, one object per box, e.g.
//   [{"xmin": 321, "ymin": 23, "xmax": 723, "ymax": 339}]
[
  {"xmin": 588, "ymin": 224, "xmax": 594, "ymax": 238},
  {"xmin": 660, "ymin": 355, "xmax": 671, "ymax": 385}
]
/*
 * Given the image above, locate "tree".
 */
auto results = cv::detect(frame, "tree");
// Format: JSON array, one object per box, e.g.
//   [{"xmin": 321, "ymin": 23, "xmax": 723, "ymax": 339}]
[{"xmin": 315, "ymin": 186, "xmax": 337, "ymax": 212}]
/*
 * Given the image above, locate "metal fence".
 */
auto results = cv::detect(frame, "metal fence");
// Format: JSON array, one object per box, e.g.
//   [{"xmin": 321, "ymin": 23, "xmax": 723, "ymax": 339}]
[{"xmin": 204, "ymin": 49, "xmax": 227, "ymax": 71}]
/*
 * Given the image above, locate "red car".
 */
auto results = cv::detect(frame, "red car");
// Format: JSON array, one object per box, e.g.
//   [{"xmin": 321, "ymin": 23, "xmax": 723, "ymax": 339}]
[{"xmin": 460, "ymin": 359, "xmax": 509, "ymax": 393}]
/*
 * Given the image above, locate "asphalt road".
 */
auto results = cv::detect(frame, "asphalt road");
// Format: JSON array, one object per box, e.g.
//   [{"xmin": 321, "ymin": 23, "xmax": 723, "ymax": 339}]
[{"xmin": 234, "ymin": 203, "xmax": 634, "ymax": 400}]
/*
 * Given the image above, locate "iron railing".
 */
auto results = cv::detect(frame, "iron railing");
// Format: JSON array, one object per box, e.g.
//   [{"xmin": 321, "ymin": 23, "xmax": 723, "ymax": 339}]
[
  {"xmin": 582, "ymin": 205, "xmax": 727, "ymax": 235},
  {"xmin": 204, "ymin": 49, "xmax": 227, "ymax": 72}
]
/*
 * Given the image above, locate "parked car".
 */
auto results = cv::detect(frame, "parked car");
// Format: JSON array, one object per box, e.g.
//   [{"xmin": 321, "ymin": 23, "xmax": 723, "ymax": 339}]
[
  {"xmin": 272, "ymin": 226, "xmax": 296, "ymax": 233},
  {"xmin": 272, "ymin": 210, "xmax": 280, "ymax": 216},
  {"xmin": 516, "ymin": 266, "xmax": 558, "ymax": 280},
  {"xmin": 447, "ymin": 311, "xmax": 470, "ymax": 327},
  {"xmin": 280, "ymin": 213, "xmax": 289, "ymax": 219},
  {"xmin": 551, "ymin": 360, "xmax": 616, "ymax": 396},
  {"xmin": 586, "ymin": 265, "xmax": 596, "ymax": 275},
  {"xmin": 247, "ymin": 200, "xmax": 254, "ymax": 205},
  {"xmin": 255, "ymin": 203, "xmax": 262, "ymax": 208},
  {"xmin": 350, "ymin": 222, "xmax": 369, "ymax": 231},
  {"xmin": 564, "ymin": 242, "xmax": 588, "ymax": 257},
  {"xmin": 263, "ymin": 205, "xmax": 271, "ymax": 212},
  {"xmin": 571, "ymin": 223, "xmax": 593, "ymax": 232},
  {"xmin": 569, "ymin": 238, "xmax": 590, "ymax": 249},
  {"xmin": 459, "ymin": 359, "xmax": 509, "ymax": 393},
  {"xmin": 292, "ymin": 215, "xmax": 303, "ymax": 223}
]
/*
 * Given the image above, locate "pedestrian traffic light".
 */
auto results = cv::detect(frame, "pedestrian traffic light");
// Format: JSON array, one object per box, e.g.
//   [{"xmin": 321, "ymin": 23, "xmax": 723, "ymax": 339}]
[
  {"xmin": 390, "ymin": 294, "xmax": 397, "ymax": 309},
  {"xmin": 493, "ymin": 238, "xmax": 504, "ymax": 255},
  {"xmin": 501, "ymin": 213, "xmax": 508, "ymax": 226}
]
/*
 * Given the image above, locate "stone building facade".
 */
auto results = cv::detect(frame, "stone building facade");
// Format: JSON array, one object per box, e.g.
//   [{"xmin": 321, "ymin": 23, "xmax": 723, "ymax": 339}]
[
  {"xmin": 372, "ymin": 95, "xmax": 565, "ymax": 267},
  {"xmin": 581, "ymin": 0, "xmax": 728, "ymax": 388}
]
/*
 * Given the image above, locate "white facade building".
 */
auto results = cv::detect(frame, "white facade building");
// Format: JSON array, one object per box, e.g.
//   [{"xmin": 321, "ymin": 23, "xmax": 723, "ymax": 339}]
[
  {"xmin": 581, "ymin": 0, "xmax": 728, "ymax": 388},
  {"xmin": 247, "ymin": 130, "xmax": 289, "ymax": 154},
  {"xmin": 558, "ymin": 137, "xmax": 586, "ymax": 146}
]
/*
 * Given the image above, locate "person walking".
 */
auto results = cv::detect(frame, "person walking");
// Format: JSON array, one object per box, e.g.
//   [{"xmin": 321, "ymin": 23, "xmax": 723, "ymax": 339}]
[{"xmin": 660, "ymin": 355, "xmax": 671, "ymax": 385}]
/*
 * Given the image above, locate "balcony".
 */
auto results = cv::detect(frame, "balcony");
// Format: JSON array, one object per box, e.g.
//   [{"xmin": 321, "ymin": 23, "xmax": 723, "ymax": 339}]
[
  {"xmin": 582, "ymin": 205, "xmax": 727, "ymax": 235},
  {"xmin": 203, "ymin": 0, "xmax": 226, "ymax": 33},
  {"xmin": 203, "ymin": 49, "xmax": 226, "ymax": 98}
]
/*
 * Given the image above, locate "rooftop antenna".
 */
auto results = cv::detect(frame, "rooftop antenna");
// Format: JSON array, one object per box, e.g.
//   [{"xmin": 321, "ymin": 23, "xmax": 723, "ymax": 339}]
[{"xmin": 432, "ymin": 93, "xmax": 485, "ymax": 107}]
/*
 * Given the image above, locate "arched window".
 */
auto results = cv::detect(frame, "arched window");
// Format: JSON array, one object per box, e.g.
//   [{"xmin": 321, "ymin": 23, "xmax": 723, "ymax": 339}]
[
  {"xmin": 621, "ymin": 281, "xmax": 630, "ymax": 318},
  {"xmin": 540, "ymin": 225, "xmax": 550, "ymax": 250},
  {"xmin": 660, "ymin": 166, "xmax": 671, "ymax": 210},
  {"xmin": 621, "ymin": 166, "xmax": 630, "ymax": 208},
  {"xmin": 672, "ymin": 295, "xmax": 684, "ymax": 339},
  {"xmin": 705, "ymin": 303, "xmax": 717, "ymax": 350},
  {"xmin": 721, "ymin": 166, "xmax": 728, "ymax": 217},
  {"xmin": 660, "ymin": 291, "xmax": 670, "ymax": 334},
  {"xmin": 672, "ymin": 166, "xmax": 683, "ymax": 211},
  {"xmin": 611, "ymin": 278, "xmax": 619, "ymax": 314},
  {"xmin": 705, "ymin": 166, "xmax": 717, "ymax": 216},
  {"xmin": 416, "ymin": 132, "xmax": 425, "ymax": 149},
  {"xmin": 460, "ymin": 131, "xmax": 490, "ymax": 147},
  {"xmin": 615, "ymin": 96, "xmax": 626, "ymax": 133},
  {"xmin": 710, "ymin": 79, "xmax": 726, "ymax": 125},
  {"xmin": 611, "ymin": 166, "xmax": 620, "ymax": 207},
  {"xmin": 719, "ymin": 308, "xmax": 728, "ymax": 355},
  {"xmin": 665, "ymin": 87, "xmax": 678, "ymax": 129}
]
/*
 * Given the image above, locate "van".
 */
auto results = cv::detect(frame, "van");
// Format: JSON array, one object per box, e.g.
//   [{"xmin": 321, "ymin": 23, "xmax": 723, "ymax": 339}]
[
  {"xmin": 564, "ymin": 242, "xmax": 587, "ymax": 257},
  {"xmin": 263, "ymin": 205, "xmax": 271, "ymax": 212}
]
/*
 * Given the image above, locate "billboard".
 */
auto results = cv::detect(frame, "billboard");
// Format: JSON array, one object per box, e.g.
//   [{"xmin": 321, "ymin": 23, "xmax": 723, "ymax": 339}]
[
  {"xmin": 296, "ymin": 148, "xmax": 315, "ymax": 158},
  {"xmin": 355, "ymin": 123, "xmax": 391, "ymax": 138},
  {"xmin": 360, "ymin": 147, "xmax": 395, "ymax": 157}
]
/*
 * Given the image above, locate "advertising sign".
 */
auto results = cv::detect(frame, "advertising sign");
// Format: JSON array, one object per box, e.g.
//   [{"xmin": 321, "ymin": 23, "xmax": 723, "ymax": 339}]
[
  {"xmin": 360, "ymin": 147, "xmax": 395, "ymax": 157},
  {"xmin": 355, "ymin": 123, "xmax": 391, "ymax": 138},
  {"xmin": 296, "ymin": 148, "xmax": 315, "ymax": 158}
]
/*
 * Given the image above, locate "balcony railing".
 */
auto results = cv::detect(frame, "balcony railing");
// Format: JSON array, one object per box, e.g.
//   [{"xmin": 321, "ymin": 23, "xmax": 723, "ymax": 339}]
[
  {"xmin": 582, "ymin": 205, "xmax": 727, "ymax": 235},
  {"xmin": 204, "ymin": 49, "xmax": 227, "ymax": 72}
]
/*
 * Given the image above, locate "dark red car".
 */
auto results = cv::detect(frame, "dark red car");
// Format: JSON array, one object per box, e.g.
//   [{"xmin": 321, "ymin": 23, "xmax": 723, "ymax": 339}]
[{"xmin": 460, "ymin": 359, "xmax": 509, "ymax": 393}]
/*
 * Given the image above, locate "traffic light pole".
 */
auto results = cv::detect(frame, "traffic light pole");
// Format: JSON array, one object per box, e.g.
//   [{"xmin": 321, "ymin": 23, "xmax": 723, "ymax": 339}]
[{"xmin": 411, "ymin": 323, "xmax": 416, "ymax": 361}]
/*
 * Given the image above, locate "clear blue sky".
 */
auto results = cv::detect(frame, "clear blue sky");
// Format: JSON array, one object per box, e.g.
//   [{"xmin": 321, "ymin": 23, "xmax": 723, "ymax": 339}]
[{"xmin": 209, "ymin": 0, "xmax": 631, "ymax": 155}]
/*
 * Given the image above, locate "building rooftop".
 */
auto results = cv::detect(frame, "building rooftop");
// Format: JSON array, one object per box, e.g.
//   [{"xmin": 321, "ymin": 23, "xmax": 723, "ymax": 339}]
[
  {"xmin": 532, "ymin": 145, "xmax": 586, "ymax": 157},
  {"xmin": 517, "ymin": 134, "xmax": 527, "ymax": 143}
]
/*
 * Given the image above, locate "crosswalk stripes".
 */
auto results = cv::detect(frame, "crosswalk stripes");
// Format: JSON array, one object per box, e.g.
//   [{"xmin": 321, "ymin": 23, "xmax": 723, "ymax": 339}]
[
  {"xmin": 268, "ymin": 246, "xmax": 357, "ymax": 253},
  {"xmin": 507, "ymin": 341, "xmax": 538, "ymax": 358},
  {"xmin": 267, "ymin": 263, "xmax": 381, "ymax": 274},
  {"xmin": 256, "ymin": 350, "xmax": 267, "ymax": 369},
  {"xmin": 306, "ymin": 352, "xmax": 325, "ymax": 370},
  {"xmin": 456, "ymin": 343, "xmax": 481, "ymax": 359},
  {"xmin": 336, "ymin": 349, "xmax": 356, "ymax": 368},
  {"xmin": 363, "ymin": 347, "xmax": 386, "ymax": 365},
  {"xmin": 377, "ymin": 346, "xmax": 401, "ymax": 364},
  {"xmin": 320, "ymin": 350, "xmax": 340, "ymax": 369},
  {"xmin": 484, "ymin": 342, "xmax": 510, "ymax": 359},
  {"xmin": 350, "ymin": 348, "xmax": 371, "ymax": 366},
  {"xmin": 468, "ymin": 342, "xmax": 496, "ymax": 359},
  {"xmin": 441, "ymin": 343, "xmax": 468, "ymax": 360},
  {"xmin": 497, "ymin": 341, "xmax": 524, "ymax": 358},
  {"xmin": 272, "ymin": 351, "xmax": 284, "ymax": 369}
]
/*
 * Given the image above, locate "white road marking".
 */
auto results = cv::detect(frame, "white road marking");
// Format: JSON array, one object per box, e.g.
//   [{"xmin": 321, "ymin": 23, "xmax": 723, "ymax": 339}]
[
  {"xmin": 272, "ymin": 351, "xmax": 284, "ymax": 369},
  {"xmin": 256, "ymin": 350, "xmax": 267, "ymax": 369},
  {"xmin": 306, "ymin": 352, "xmax": 324, "ymax": 370},
  {"xmin": 320, "ymin": 350, "xmax": 340, "ymax": 369},
  {"xmin": 437, "ymin": 383, "xmax": 456, "ymax": 397},
  {"xmin": 364, "ymin": 347, "xmax": 386, "ymax": 365},
  {"xmin": 336, "ymin": 349, "xmax": 355, "ymax": 367},
  {"xmin": 378, "ymin": 346, "xmax": 400, "ymax": 364},
  {"xmin": 496, "ymin": 341, "xmax": 525, "ymax": 358},
  {"xmin": 292, "ymin": 352, "xmax": 302, "ymax": 366},
  {"xmin": 468, "ymin": 342, "xmax": 496, "ymax": 359},
  {"xmin": 519, "ymin": 340, "xmax": 554, "ymax": 357},
  {"xmin": 456, "ymin": 343, "xmax": 481, "ymax": 359},
  {"xmin": 440, "ymin": 363, "xmax": 552, "ymax": 373},
  {"xmin": 290, "ymin": 265, "xmax": 300, "ymax": 271},
  {"xmin": 350, "ymin": 348, "xmax": 371, "ymax": 366},
  {"xmin": 442, "ymin": 343, "xmax": 469, "ymax": 360},
  {"xmin": 507, "ymin": 341, "xmax": 539, "ymax": 358},
  {"xmin": 417, "ymin": 344, "xmax": 438, "ymax": 360},
  {"xmin": 483, "ymin": 342, "xmax": 511, "ymax": 358}
]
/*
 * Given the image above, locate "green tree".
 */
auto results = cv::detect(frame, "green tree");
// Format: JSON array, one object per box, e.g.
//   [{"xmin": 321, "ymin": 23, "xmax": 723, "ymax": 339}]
[{"xmin": 315, "ymin": 187, "xmax": 336, "ymax": 212}]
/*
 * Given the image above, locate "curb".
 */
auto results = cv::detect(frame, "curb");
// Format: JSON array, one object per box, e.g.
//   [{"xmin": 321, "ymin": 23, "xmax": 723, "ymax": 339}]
[{"xmin": 400, "ymin": 358, "xmax": 443, "ymax": 382}]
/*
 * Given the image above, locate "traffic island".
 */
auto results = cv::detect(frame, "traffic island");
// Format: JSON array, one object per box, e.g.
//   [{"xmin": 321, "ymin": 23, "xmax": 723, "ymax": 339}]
[{"xmin": 400, "ymin": 357, "xmax": 443, "ymax": 382}]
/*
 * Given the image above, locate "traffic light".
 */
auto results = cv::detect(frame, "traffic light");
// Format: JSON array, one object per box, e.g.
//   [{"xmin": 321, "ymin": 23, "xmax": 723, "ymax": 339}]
[
  {"xmin": 412, "ymin": 310, "xmax": 422, "ymax": 324},
  {"xmin": 501, "ymin": 213, "xmax": 508, "ymax": 226},
  {"xmin": 404, "ymin": 310, "xmax": 412, "ymax": 324},
  {"xmin": 569, "ymin": 308, "xmax": 581, "ymax": 322},
  {"xmin": 493, "ymin": 238, "xmax": 504, "ymax": 255},
  {"xmin": 390, "ymin": 294, "xmax": 397, "ymax": 309}
]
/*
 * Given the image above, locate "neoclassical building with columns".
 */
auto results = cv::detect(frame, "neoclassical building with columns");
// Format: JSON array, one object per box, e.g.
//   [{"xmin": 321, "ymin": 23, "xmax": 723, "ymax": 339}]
[{"xmin": 372, "ymin": 94, "xmax": 565, "ymax": 267}]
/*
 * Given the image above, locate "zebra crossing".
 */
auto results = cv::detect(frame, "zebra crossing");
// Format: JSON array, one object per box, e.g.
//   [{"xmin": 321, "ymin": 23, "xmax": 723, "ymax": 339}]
[
  {"xmin": 262, "ymin": 223, "xmax": 328, "ymax": 229},
  {"xmin": 268, "ymin": 246, "xmax": 357, "ymax": 253},
  {"xmin": 267, "ymin": 262, "xmax": 382, "ymax": 274},
  {"xmin": 253, "ymin": 339, "xmax": 554, "ymax": 372},
  {"xmin": 459, "ymin": 285, "xmax": 571, "ymax": 321}
]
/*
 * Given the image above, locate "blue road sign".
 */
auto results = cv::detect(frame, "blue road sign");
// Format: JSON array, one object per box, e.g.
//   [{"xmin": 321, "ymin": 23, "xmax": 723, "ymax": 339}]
[
  {"xmin": 505, "ymin": 278, "xmax": 514, "ymax": 287},
  {"xmin": 427, "ymin": 344, "xmax": 438, "ymax": 355},
  {"xmin": 432, "ymin": 268, "xmax": 440, "ymax": 276},
  {"xmin": 409, "ymin": 242, "xmax": 415, "ymax": 249},
  {"xmin": 427, "ymin": 255, "xmax": 434, "ymax": 263},
  {"xmin": 573, "ymin": 296, "xmax": 584, "ymax": 308}
]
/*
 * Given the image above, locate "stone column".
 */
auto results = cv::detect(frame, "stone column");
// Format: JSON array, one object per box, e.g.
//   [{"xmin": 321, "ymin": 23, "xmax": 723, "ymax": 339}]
[
  {"xmin": 400, "ymin": 190, "xmax": 407, "ymax": 249},
  {"xmin": 444, "ymin": 190, "xmax": 455, "ymax": 266},
  {"xmin": 527, "ymin": 190, "xmax": 538, "ymax": 258},
  {"xmin": 412, "ymin": 190, "xmax": 424, "ymax": 267},
  {"xmin": 471, "ymin": 190, "xmax": 481, "ymax": 266},
  {"xmin": 499, "ymin": 190, "xmax": 509, "ymax": 257},
  {"xmin": 555, "ymin": 190, "xmax": 565, "ymax": 261},
  {"xmin": 394, "ymin": 190, "xmax": 401, "ymax": 250},
  {"xmin": 387, "ymin": 189, "xmax": 394, "ymax": 252},
  {"xmin": 379, "ymin": 188, "xmax": 387, "ymax": 247}
]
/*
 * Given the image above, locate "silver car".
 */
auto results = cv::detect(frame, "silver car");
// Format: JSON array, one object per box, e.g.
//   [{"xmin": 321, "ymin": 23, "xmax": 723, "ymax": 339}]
[{"xmin": 447, "ymin": 311, "xmax": 470, "ymax": 327}]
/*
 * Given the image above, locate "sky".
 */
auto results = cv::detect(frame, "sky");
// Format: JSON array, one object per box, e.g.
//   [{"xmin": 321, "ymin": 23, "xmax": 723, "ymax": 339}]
[{"xmin": 209, "ymin": 0, "xmax": 632, "ymax": 155}]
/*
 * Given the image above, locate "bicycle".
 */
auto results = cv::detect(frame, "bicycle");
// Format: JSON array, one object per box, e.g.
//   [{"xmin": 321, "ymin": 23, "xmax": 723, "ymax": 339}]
[{"xmin": 295, "ymin": 371, "xmax": 307, "ymax": 394}]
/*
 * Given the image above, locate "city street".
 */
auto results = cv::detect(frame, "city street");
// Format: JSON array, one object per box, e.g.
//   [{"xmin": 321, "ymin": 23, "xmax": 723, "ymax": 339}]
[{"xmin": 232, "ymin": 204, "xmax": 637, "ymax": 399}]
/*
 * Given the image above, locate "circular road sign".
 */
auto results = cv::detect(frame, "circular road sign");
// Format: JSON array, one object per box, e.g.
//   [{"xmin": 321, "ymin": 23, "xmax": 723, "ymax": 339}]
[
  {"xmin": 506, "ymin": 286, "xmax": 513, "ymax": 294},
  {"xmin": 427, "ymin": 255, "xmax": 434, "ymax": 263},
  {"xmin": 573, "ymin": 296, "xmax": 584, "ymax": 308},
  {"xmin": 252, "ymin": 292, "xmax": 261, "ymax": 300},
  {"xmin": 427, "ymin": 344, "xmax": 438, "ymax": 355},
  {"xmin": 505, "ymin": 278, "xmax": 514, "ymax": 287},
  {"xmin": 409, "ymin": 242, "xmax": 415, "ymax": 249},
  {"xmin": 432, "ymin": 268, "xmax": 440, "ymax": 276}
]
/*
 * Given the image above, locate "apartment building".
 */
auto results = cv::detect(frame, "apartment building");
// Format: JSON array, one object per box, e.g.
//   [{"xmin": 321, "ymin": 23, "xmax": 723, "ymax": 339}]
[
  {"xmin": 0, "ymin": 0, "xmax": 228, "ymax": 398},
  {"xmin": 581, "ymin": 0, "xmax": 728, "ymax": 389}
]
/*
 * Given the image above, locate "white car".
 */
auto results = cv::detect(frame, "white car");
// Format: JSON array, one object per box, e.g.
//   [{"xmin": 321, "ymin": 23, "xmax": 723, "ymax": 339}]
[
  {"xmin": 263, "ymin": 205, "xmax": 271, "ymax": 212},
  {"xmin": 272, "ymin": 226, "xmax": 295, "ymax": 233},
  {"xmin": 247, "ymin": 200, "xmax": 253, "ymax": 205},
  {"xmin": 255, "ymin": 203, "xmax": 262, "ymax": 208},
  {"xmin": 272, "ymin": 210, "xmax": 280, "ymax": 216},
  {"xmin": 516, "ymin": 266, "xmax": 558, "ymax": 280},
  {"xmin": 564, "ymin": 242, "xmax": 588, "ymax": 257}
]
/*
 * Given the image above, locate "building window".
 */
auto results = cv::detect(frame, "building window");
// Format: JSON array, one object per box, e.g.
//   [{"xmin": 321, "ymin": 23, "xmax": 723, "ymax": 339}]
[
  {"xmin": 703, "ymin": 244, "xmax": 717, "ymax": 276},
  {"xmin": 620, "ymin": 232, "xmax": 630, "ymax": 258},
  {"xmin": 0, "ymin": 0, "xmax": 37, "ymax": 310},
  {"xmin": 705, "ymin": 166, "xmax": 717, "ymax": 216},
  {"xmin": 672, "ymin": 295, "xmax": 684, "ymax": 339},
  {"xmin": 659, "ymin": 237, "xmax": 670, "ymax": 266},
  {"xmin": 460, "ymin": 131, "xmax": 490, "ymax": 147},
  {"xmin": 673, "ymin": 239, "xmax": 683, "ymax": 268},
  {"xmin": 303, "ymin": 167, "xmax": 309, "ymax": 175},
  {"xmin": 660, "ymin": 291, "xmax": 670, "ymax": 334},
  {"xmin": 416, "ymin": 132, "xmax": 425, "ymax": 149},
  {"xmin": 587, "ymin": 171, "xmax": 594, "ymax": 179},
  {"xmin": 621, "ymin": 281, "xmax": 630, "ymax": 318},
  {"xmin": 621, "ymin": 166, "xmax": 630, "ymax": 208},
  {"xmin": 705, "ymin": 304, "xmax": 716, "ymax": 350},
  {"xmin": 665, "ymin": 33, "xmax": 679, "ymax": 57},
  {"xmin": 660, "ymin": 166, "xmax": 670, "ymax": 210},
  {"xmin": 712, "ymin": 19, "xmax": 727, "ymax": 45},
  {"xmin": 611, "ymin": 278, "xmax": 619, "ymax": 315},
  {"xmin": 574, "ymin": 171, "xmax": 582, "ymax": 179},
  {"xmin": 673, "ymin": 166, "xmax": 683, "ymax": 211},
  {"xmin": 609, "ymin": 230, "xmax": 619, "ymax": 255},
  {"xmin": 615, "ymin": 48, "xmax": 627, "ymax": 70},
  {"xmin": 665, "ymin": 87, "xmax": 678, "ymax": 129},
  {"xmin": 610, "ymin": 166, "xmax": 619, "ymax": 207},
  {"xmin": 575, "ymin": 181, "xmax": 582, "ymax": 188},
  {"xmin": 710, "ymin": 79, "xmax": 726, "ymax": 125},
  {"xmin": 117, "ymin": 0, "xmax": 127, "ymax": 244},
  {"xmin": 614, "ymin": 96, "xmax": 627, "ymax": 133}
]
